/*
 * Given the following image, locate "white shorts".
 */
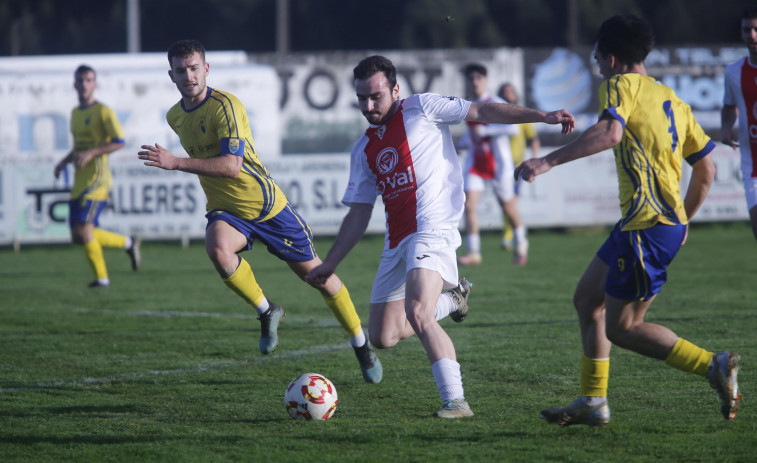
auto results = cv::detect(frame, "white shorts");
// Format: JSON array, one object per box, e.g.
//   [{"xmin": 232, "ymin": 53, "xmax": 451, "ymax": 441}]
[
  {"xmin": 369, "ymin": 228, "xmax": 461, "ymax": 304},
  {"xmin": 743, "ymin": 175, "xmax": 757, "ymax": 210},
  {"xmin": 464, "ymin": 170, "xmax": 515, "ymax": 202}
]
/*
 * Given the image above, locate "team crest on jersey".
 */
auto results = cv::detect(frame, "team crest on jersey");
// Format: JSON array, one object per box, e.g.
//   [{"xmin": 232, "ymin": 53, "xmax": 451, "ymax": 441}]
[
  {"xmin": 376, "ymin": 147, "xmax": 399, "ymax": 175},
  {"xmin": 376, "ymin": 125, "xmax": 386, "ymax": 140},
  {"xmin": 229, "ymin": 138, "xmax": 240, "ymax": 154}
]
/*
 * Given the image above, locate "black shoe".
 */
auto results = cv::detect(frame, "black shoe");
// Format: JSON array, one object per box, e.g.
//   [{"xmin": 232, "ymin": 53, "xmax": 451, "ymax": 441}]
[
  {"xmin": 448, "ymin": 277, "xmax": 472, "ymax": 323},
  {"xmin": 258, "ymin": 302, "xmax": 284, "ymax": 355},
  {"xmin": 353, "ymin": 342, "xmax": 383, "ymax": 384},
  {"xmin": 126, "ymin": 235, "xmax": 141, "ymax": 271},
  {"xmin": 88, "ymin": 280, "xmax": 110, "ymax": 288}
]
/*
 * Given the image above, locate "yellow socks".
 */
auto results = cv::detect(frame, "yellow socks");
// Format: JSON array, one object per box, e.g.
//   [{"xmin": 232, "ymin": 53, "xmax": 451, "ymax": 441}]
[
  {"xmin": 323, "ymin": 284, "xmax": 362, "ymax": 337},
  {"xmin": 222, "ymin": 260, "xmax": 362, "ymax": 338},
  {"xmin": 222, "ymin": 257, "xmax": 266, "ymax": 309},
  {"xmin": 664, "ymin": 338, "xmax": 713, "ymax": 377},
  {"xmin": 576, "ymin": 339, "xmax": 711, "ymax": 400},
  {"xmin": 93, "ymin": 228, "xmax": 127, "ymax": 249},
  {"xmin": 580, "ymin": 355, "xmax": 609, "ymax": 397},
  {"xmin": 83, "ymin": 239, "xmax": 108, "ymax": 280}
]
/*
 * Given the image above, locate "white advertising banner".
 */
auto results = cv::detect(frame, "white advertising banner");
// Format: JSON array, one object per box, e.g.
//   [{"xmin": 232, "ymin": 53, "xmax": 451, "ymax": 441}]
[
  {"xmin": 0, "ymin": 53, "xmax": 280, "ymax": 245},
  {"xmin": 0, "ymin": 49, "xmax": 750, "ymax": 246}
]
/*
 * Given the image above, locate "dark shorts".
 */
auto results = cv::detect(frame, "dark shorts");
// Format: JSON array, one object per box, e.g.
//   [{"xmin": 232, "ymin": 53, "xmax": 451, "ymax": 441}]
[
  {"xmin": 206, "ymin": 203, "xmax": 317, "ymax": 263},
  {"xmin": 597, "ymin": 221, "xmax": 686, "ymax": 301},
  {"xmin": 68, "ymin": 199, "xmax": 106, "ymax": 228}
]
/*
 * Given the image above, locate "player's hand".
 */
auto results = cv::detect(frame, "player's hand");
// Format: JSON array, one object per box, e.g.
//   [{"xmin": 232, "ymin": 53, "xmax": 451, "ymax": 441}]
[
  {"xmin": 514, "ymin": 157, "xmax": 551, "ymax": 182},
  {"xmin": 305, "ymin": 262, "xmax": 336, "ymax": 286},
  {"xmin": 138, "ymin": 143, "xmax": 178, "ymax": 170},
  {"xmin": 54, "ymin": 161, "xmax": 66, "ymax": 179},
  {"xmin": 73, "ymin": 149, "xmax": 95, "ymax": 168},
  {"xmin": 544, "ymin": 109, "xmax": 575, "ymax": 135},
  {"xmin": 681, "ymin": 224, "xmax": 689, "ymax": 246},
  {"xmin": 721, "ymin": 130, "xmax": 739, "ymax": 149}
]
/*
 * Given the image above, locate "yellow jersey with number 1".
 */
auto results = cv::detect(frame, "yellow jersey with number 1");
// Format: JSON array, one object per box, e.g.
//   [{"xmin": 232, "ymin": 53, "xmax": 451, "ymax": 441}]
[{"xmin": 598, "ymin": 73, "xmax": 715, "ymax": 231}]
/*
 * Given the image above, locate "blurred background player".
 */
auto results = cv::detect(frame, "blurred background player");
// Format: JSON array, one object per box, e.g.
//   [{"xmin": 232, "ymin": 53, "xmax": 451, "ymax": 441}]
[
  {"xmin": 516, "ymin": 14, "xmax": 740, "ymax": 427},
  {"xmin": 457, "ymin": 64, "xmax": 529, "ymax": 266},
  {"xmin": 498, "ymin": 82, "xmax": 540, "ymax": 250},
  {"xmin": 306, "ymin": 55, "xmax": 574, "ymax": 418},
  {"xmin": 54, "ymin": 64, "xmax": 141, "ymax": 288},
  {"xmin": 138, "ymin": 40, "xmax": 382, "ymax": 384},
  {"xmin": 721, "ymin": 7, "xmax": 757, "ymax": 241}
]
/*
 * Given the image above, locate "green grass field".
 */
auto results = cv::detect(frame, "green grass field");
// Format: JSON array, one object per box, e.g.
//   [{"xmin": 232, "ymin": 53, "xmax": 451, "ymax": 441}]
[{"xmin": 1, "ymin": 223, "xmax": 755, "ymax": 462}]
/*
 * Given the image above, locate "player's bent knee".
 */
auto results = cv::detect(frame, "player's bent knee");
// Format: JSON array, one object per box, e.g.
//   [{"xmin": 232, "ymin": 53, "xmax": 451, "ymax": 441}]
[
  {"xmin": 368, "ymin": 329, "xmax": 400, "ymax": 349},
  {"xmin": 604, "ymin": 324, "xmax": 632, "ymax": 347}
]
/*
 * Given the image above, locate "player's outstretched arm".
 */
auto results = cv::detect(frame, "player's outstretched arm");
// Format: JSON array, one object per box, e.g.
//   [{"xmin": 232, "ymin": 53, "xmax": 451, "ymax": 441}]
[
  {"xmin": 720, "ymin": 105, "xmax": 739, "ymax": 149},
  {"xmin": 515, "ymin": 115, "xmax": 621, "ymax": 182},
  {"xmin": 466, "ymin": 102, "xmax": 575, "ymax": 134},
  {"xmin": 305, "ymin": 203, "xmax": 373, "ymax": 286}
]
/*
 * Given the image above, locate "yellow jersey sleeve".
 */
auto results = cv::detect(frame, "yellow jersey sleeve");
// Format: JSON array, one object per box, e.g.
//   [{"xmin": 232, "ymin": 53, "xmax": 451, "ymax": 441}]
[{"xmin": 597, "ymin": 74, "xmax": 715, "ymax": 230}]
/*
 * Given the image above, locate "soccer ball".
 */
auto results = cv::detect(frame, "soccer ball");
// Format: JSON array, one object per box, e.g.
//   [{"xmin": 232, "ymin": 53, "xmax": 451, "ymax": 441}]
[{"xmin": 285, "ymin": 373, "xmax": 338, "ymax": 420}]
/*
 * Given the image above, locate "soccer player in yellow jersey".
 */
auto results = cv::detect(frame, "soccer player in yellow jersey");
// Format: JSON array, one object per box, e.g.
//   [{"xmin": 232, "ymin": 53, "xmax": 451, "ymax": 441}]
[
  {"xmin": 54, "ymin": 65, "xmax": 141, "ymax": 288},
  {"xmin": 516, "ymin": 15, "xmax": 741, "ymax": 425},
  {"xmin": 138, "ymin": 40, "xmax": 392, "ymax": 383},
  {"xmin": 498, "ymin": 83, "xmax": 540, "ymax": 251}
]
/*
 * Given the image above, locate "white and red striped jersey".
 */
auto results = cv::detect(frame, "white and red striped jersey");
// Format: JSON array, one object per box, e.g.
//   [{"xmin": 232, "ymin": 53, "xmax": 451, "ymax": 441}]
[
  {"xmin": 343, "ymin": 93, "xmax": 471, "ymax": 249},
  {"xmin": 457, "ymin": 93, "xmax": 519, "ymax": 179},
  {"xmin": 723, "ymin": 56, "xmax": 757, "ymax": 178}
]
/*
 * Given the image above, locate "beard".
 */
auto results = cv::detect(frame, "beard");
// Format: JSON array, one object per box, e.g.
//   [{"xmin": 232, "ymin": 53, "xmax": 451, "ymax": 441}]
[
  {"xmin": 362, "ymin": 100, "xmax": 398, "ymax": 126},
  {"xmin": 363, "ymin": 112, "xmax": 385, "ymax": 125}
]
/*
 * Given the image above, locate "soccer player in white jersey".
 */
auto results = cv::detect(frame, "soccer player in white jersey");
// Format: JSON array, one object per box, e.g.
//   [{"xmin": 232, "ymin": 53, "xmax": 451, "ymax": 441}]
[
  {"xmin": 305, "ymin": 55, "xmax": 574, "ymax": 418},
  {"xmin": 54, "ymin": 65, "xmax": 141, "ymax": 288},
  {"xmin": 721, "ymin": 7, "xmax": 757, "ymax": 241},
  {"xmin": 457, "ymin": 63, "xmax": 529, "ymax": 266}
]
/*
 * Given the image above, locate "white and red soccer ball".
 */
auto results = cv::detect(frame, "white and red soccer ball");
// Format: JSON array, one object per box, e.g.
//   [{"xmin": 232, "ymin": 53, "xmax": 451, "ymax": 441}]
[{"xmin": 285, "ymin": 373, "xmax": 338, "ymax": 420}]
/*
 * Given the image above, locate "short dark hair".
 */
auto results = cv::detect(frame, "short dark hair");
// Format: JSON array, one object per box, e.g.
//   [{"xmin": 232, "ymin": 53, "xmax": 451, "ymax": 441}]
[
  {"xmin": 497, "ymin": 82, "xmax": 514, "ymax": 99},
  {"xmin": 596, "ymin": 15, "xmax": 654, "ymax": 66},
  {"xmin": 353, "ymin": 55, "xmax": 397, "ymax": 88},
  {"xmin": 167, "ymin": 39, "xmax": 206, "ymax": 67},
  {"xmin": 743, "ymin": 7, "xmax": 757, "ymax": 20},
  {"xmin": 463, "ymin": 63, "xmax": 487, "ymax": 77},
  {"xmin": 75, "ymin": 64, "xmax": 96, "ymax": 78}
]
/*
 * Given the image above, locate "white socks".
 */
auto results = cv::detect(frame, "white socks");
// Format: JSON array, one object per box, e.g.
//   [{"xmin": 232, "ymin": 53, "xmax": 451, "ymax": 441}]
[
  {"xmin": 465, "ymin": 234, "xmax": 481, "ymax": 254},
  {"xmin": 432, "ymin": 358, "xmax": 464, "ymax": 401},
  {"xmin": 514, "ymin": 225, "xmax": 527, "ymax": 246},
  {"xmin": 581, "ymin": 396, "xmax": 607, "ymax": 406},
  {"xmin": 350, "ymin": 330, "xmax": 367, "ymax": 348},
  {"xmin": 255, "ymin": 298, "xmax": 270, "ymax": 315},
  {"xmin": 434, "ymin": 293, "xmax": 456, "ymax": 321}
]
